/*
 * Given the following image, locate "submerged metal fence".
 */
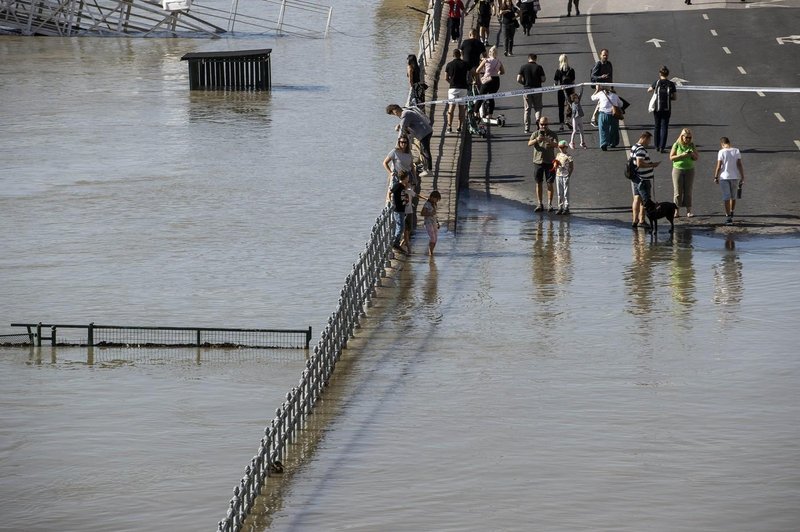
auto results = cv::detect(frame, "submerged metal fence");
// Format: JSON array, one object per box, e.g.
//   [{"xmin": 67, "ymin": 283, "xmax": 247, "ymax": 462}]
[
  {"xmin": 6, "ymin": 323, "xmax": 312, "ymax": 349},
  {"xmin": 217, "ymin": 206, "xmax": 394, "ymax": 532}
]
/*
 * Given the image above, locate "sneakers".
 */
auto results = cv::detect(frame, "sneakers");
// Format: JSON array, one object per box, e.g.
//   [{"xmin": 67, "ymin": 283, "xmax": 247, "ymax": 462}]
[
  {"xmin": 580, "ymin": 142, "xmax": 587, "ymax": 149},
  {"xmin": 631, "ymin": 221, "xmax": 639, "ymax": 228},
  {"xmin": 548, "ymin": 204, "xmax": 556, "ymax": 212},
  {"xmin": 686, "ymin": 212, "xmax": 694, "ymax": 218},
  {"xmin": 447, "ymin": 126, "xmax": 453, "ymax": 133},
  {"xmin": 534, "ymin": 204, "xmax": 544, "ymax": 212},
  {"xmin": 590, "ymin": 119, "xmax": 597, "ymax": 128},
  {"xmin": 556, "ymin": 208, "xmax": 564, "ymax": 215},
  {"xmin": 524, "ymin": 126, "xmax": 530, "ymax": 133},
  {"xmin": 563, "ymin": 208, "xmax": 570, "ymax": 215},
  {"xmin": 569, "ymin": 142, "xmax": 576, "ymax": 149},
  {"xmin": 725, "ymin": 215, "xmax": 734, "ymax": 225}
]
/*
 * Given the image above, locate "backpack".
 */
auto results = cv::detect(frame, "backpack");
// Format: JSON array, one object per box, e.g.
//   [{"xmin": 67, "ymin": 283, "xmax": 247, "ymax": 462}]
[{"xmin": 625, "ymin": 146, "xmax": 638, "ymax": 181}]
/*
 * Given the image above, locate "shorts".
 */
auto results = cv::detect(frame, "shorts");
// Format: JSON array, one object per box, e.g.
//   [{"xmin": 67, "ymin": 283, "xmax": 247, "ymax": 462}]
[
  {"xmin": 535, "ymin": 163, "xmax": 555, "ymax": 184},
  {"xmin": 720, "ymin": 179, "xmax": 738, "ymax": 201},
  {"xmin": 448, "ymin": 88, "xmax": 468, "ymax": 101},
  {"xmin": 632, "ymin": 178, "xmax": 652, "ymax": 203},
  {"xmin": 478, "ymin": 14, "xmax": 491, "ymax": 27}
]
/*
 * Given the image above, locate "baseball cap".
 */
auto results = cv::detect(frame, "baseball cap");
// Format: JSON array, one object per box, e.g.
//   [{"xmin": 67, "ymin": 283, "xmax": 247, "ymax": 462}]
[{"xmin": 558, "ymin": 140, "xmax": 568, "ymax": 147}]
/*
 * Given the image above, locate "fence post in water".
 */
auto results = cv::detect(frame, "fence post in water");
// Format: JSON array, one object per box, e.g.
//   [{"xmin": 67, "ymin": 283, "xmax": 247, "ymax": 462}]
[
  {"xmin": 87, "ymin": 322, "xmax": 94, "ymax": 346},
  {"xmin": 36, "ymin": 323, "xmax": 42, "ymax": 347},
  {"xmin": 196, "ymin": 329, "xmax": 201, "ymax": 347},
  {"xmin": 324, "ymin": 6, "xmax": 332, "ymax": 38},
  {"xmin": 51, "ymin": 326, "xmax": 57, "ymax": 346}
]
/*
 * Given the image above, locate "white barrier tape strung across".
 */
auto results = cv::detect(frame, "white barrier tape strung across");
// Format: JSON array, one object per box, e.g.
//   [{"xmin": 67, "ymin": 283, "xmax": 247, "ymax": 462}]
[{"xmin": 424, "ymin": 81, "xmax": 800, "ymax": 107}]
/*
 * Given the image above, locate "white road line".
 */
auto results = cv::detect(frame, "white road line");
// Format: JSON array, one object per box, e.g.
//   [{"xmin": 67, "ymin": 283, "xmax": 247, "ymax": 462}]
[
  {"xmin": 723, "ymin": 46, "xmax": 731, "ymax": 54},
  {"xmin": 775, "ymin": 113, "xmax": 786, "ymax": 122},
  {"xmin": 757, "ymin": 91, "xmax": 765, "ymax": 97},
  {"xmin": 703, "ymin": 13, "xmax": 709, "ymax": 20},
  {"xmin": 737, "ymin": 66, "xmax": 747, "ymax": 74},
  {"xmin": 795, "ymin": 140, "xmax": 800, "ymax": 151},
  {"xmin": 710, "ymin": 29, "xmax": 718, "ymax": 36}
]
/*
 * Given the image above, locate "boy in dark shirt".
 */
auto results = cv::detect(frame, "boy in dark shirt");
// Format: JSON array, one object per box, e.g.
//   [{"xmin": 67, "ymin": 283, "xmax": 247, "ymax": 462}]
[{"xmin": 391, "ymin": 172, "xmax": 410, "ymax": 251}]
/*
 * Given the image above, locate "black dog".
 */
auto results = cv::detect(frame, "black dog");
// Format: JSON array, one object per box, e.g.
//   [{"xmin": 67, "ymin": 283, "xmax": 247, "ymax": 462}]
[{"xmin": 644, "ymin": 199, "xmax": 678, "ymax": 235}]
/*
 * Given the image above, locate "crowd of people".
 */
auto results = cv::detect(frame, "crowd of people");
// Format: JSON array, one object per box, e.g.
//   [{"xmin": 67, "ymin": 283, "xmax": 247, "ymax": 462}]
[{"xmin": 384, "ymin": 0, "xmax": 747, "ymax": 256}]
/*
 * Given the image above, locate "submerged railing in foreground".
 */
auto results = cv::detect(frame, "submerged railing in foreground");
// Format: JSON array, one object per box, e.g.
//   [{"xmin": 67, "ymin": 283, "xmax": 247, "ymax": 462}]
[
  {"xmin": 217, "ymin": 207, "xmax": 394, "ymax": 532},
  {"xmin": 6, "ymin": 323, "xmax": 311, "ymax": 349}
]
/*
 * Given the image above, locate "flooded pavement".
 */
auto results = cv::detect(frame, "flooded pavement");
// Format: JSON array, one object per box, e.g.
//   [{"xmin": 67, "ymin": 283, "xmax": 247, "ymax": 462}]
[{"xmin": 258, "ymin": 196, "xmax": 800, "ymax": 532}]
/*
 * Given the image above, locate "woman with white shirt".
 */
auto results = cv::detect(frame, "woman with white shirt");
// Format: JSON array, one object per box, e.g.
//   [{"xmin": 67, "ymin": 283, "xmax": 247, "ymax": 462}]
[{"xmin": 590, "ymin": 85, "xmax": 622, "ymax": 151}]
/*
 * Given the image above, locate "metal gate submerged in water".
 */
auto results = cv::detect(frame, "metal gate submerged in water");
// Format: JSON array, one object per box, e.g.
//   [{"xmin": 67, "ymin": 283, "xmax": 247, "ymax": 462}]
[
  {"xmin": 181, "ymin": 49, "xmax": 272, "ymax": 90},
  {"xmin": 6, "ymin": 323, "xmax": 311, "ymax": 349}
]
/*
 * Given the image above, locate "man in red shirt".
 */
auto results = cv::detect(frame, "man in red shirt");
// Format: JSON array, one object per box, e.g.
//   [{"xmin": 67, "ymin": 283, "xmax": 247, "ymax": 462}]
[{"xmin": 446, "ymin": 0, "xmax": 465, "ymax": 42}]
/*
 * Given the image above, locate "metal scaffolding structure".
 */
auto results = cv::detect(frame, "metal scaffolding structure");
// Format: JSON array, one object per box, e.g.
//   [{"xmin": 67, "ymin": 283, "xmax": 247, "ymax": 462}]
[{"xmin": 0, "ymin": 0, "xmax": 331, "ymax": 37}]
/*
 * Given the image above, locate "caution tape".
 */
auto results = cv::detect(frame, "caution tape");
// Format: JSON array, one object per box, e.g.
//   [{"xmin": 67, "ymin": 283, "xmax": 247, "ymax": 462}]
[{"xmin": 423, "ymin": 81, "xmax": 800, "ymax": 107}]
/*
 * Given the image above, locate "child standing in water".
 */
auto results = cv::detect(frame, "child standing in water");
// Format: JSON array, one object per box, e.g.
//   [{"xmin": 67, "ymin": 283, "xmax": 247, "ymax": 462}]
[
  {"xmin": 400, "ymin": 176, "xmax": 417, "ymax": 253},
  {"xmin": 421, "ymin": 190, "xmax": 442, "ymax": 256},
  {"xmin": 568, "ymin": 89, "xmax": 586, "ymax": 149},
  {"xmin": 553, "ymin": 141, "xmax": 574, "ymax": 214}
]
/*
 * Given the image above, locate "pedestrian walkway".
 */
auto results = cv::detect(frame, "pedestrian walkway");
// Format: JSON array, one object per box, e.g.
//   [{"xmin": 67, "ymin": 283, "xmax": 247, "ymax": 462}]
[{"xmin": 432, "ymin": 0, "xmax": 800, "ymax": 236}]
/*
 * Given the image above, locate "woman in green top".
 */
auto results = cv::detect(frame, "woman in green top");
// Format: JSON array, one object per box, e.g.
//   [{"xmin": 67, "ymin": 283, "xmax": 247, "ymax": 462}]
[{"xmin": 669, "ymin": 128, "xmax": 699, "ymax": 217}]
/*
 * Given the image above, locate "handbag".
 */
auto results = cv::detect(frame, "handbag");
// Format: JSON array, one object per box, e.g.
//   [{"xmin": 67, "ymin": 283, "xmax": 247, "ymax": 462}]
[
  {"xmin": 611, "ymin": 105, "xmax": 624, "ymax": 119},
  {"xmin": 513, "ymin": 18, "xmax": 520, "ymax": 28},
  {"xmin": 648, "ymin": 91, "xmax": 657, "ymax": 113}
]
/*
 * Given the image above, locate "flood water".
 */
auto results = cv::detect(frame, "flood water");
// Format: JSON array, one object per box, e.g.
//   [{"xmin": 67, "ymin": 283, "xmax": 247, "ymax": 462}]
[
  {"xmin": 2, "ymin": 1, "xmax": 800, "ymax": 531},
  {"xmin": 261, "ymin": 197, "xmax": 800, "ymax": 532}
]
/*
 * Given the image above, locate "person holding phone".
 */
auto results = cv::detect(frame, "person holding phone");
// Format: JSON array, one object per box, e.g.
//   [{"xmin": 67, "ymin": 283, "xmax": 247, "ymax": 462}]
[{"xmin": 670, "ymin": 128, "xmax": 699, "ymax": 217}]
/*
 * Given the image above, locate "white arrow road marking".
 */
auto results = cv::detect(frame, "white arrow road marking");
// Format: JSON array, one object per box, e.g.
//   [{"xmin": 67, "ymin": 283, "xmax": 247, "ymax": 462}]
[
  {"xmin": 795, "ymin": 140, "xmax": 800, "ymax": 151},
  {"xmin": 671, "ymin": 77, "xmax": 689, "ymax": 86},
  {"xmin": 757, "ymin": 91, "xmax": 765, "ymax": 97},
  {"xmin": 776, "ymin": 35, "xmax": 800, "ymax": 45},
  {"xmin": 646, "ymin": 38, "xmax": 666, "ymax": 48},
  {"xmin": 775, "ymin": 113, "xmax": 786, "ymax": 123}
]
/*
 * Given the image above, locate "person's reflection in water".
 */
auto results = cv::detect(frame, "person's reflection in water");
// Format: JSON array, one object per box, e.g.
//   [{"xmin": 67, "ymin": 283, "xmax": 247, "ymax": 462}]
[
  {"xmin": 421, "ymin": 257, "xmax": 442, "ymax": 324},
  {"xmin": 530, "ymin": 218, "xmax": 558, "ymax": 303},
  {"xmin": 713, "ymin": 236, "xmax": 744, "ymax": 315},
  {"xmin": 669, "ymin": 229, "xmax": 697, "ymax": 318},
  {"xmin": 624, "ymin": 229, "xmax": 655, "ymax": 316},
  {"xmin": 552, "ymin": 219, "xmax": 573, "ymax": 288}
]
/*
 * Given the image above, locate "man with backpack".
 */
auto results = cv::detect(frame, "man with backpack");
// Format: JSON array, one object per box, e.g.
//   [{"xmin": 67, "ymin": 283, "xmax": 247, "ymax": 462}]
[
  {"xmin": 647, "ymin": 66, "xmax": 677, "ymax": 153},
  {"xmin": 386, "ymin": 103, "xmax": 433, "ymax": 177},
  {"xmin": 630, "ymin": 131, "xmax": 661, "ymax": 228}
]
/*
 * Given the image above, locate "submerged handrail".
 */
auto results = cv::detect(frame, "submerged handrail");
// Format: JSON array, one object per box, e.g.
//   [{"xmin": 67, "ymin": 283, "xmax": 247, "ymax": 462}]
[{"xmin": 216, "ymin": 206, "xmax": 395, "ymax": 532}]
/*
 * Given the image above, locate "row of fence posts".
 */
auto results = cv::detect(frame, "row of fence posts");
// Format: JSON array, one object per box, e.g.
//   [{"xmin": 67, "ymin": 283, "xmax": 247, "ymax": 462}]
[
  {"xmin": 217, "ymin": 4, "xmax": 443, "ymax": 527},
  {"xmin": 217, "ymin": 207, "xmax": 395, "ymax": 531}
]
